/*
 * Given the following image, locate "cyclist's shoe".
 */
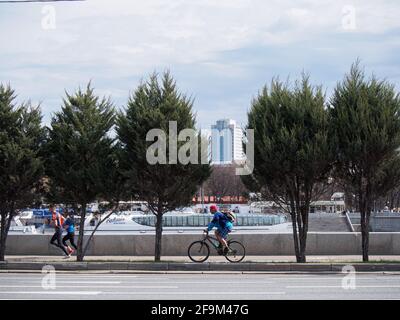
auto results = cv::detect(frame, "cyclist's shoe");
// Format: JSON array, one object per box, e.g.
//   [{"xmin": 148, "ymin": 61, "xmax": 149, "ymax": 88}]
[
  {"xmin": 217, "ymin": 243, "xmax": 223, "ymax": 255},
  {"xmin": 223, "ymin": 247, "xmax": 234, "ymax": 255}
]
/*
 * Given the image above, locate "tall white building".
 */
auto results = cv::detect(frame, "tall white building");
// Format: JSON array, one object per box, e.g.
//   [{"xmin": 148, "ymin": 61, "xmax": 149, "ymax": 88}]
[{"xmin": 210, "ymin": 119, "xmax": 244, "ymax": 164}]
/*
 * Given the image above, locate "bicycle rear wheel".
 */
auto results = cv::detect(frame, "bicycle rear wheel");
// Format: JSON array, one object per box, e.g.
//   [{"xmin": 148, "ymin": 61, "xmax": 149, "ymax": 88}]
[
  {"xmin": 225, "ymin": 240, "xmax": 245, "ymax": 263},
  {"xmin": 188, "ymin": 241, "xmax": 210, "ymax": 263}
]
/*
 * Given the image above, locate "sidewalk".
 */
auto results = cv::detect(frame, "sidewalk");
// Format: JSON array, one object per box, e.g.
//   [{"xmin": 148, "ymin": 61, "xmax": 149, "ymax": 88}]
[
  {"xmin": 5, "ymin": 255, "xmax": 400, "ymax": 263},
  {"xmin": 2, "ymin": 255, "xmax": 400, "ymax": 273}
]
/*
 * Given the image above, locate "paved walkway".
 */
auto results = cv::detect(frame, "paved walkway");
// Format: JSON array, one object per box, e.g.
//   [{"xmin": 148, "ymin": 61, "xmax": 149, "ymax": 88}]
[{"xmin": 4, "ymin": 255, "xmax": 400, "ymax": 263}]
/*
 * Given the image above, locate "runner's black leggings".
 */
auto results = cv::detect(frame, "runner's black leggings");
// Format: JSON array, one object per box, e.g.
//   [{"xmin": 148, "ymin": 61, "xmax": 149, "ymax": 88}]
[
  {"xmin": 62, "ymin": 232, "xmax": 77, "ymax": 250},
  {"xmin": 50, "ymin": 228, "xmax": 69, "ymax": 255}
]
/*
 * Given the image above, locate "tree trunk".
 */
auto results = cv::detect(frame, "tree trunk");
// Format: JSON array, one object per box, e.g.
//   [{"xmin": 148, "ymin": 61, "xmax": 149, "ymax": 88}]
[
  {"xmin": 0, "ymin": 212, "xmax": 7, "ymax": 262},
  {"xmin": 77, "ymin": 202, "xmax": 86, "ymax": 262},
  {"xmin": 360, "ymin": 211, "xmax": 370, "ymax": 262},
  {"xmin": 0, "ymin": 202, "xmax": 16, "ymax": 262},
  {"xmin": 298, "ymin": 236, "xmax": 307, "ymax": 263},
  {"xmin": 298, "ymin": 215, "xmax": 308, "ymax": 263},
  {"xmin": 290, "ymin": 203, "xmax": 309, "ymax": 263},
  {"xmin": 154, "ymin": 212, "xmax": 163, "ymax": 262},
  {"xmin": 290, "ymin": 212, "xmax": 302, "ymax": 262},
  {"xmin": 359, "ymin": 191, "xmax": 372, "ymax": 262},
  {"xmin": 288, "ymin": 193, "xmax": 303, "ymax": 263},
  {"xmin": 299, "ymin": 205, "xmax": 309, "ymax": 263},
  {"xmin": 83, "ymin": 206, "xmax": 118, "ymax": 257}
]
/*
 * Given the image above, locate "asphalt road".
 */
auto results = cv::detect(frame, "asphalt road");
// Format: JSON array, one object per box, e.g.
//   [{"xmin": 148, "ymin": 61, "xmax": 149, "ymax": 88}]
[{"xmin": 0, "ymin": 272, "xmax": 400, "ymax": 300}]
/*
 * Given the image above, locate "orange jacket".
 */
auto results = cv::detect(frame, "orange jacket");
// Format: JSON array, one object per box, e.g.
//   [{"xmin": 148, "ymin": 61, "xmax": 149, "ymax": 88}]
[{"xmin": 52, "ymin": 211, "xmax": 65, "ymax": 228}]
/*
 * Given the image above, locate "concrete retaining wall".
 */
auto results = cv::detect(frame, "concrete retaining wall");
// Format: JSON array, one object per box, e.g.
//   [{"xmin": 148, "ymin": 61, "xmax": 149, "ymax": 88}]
[
  {"xmin": 371, "ymin": 216, "xmax": 400, "ymax": 232},
  {"xmin": 5, "ymin": 232, "xmax": 400, "ymax": 256},
  {"xmin": 348, "ymin": 213, "xmax": 400, "ymax": 232}
]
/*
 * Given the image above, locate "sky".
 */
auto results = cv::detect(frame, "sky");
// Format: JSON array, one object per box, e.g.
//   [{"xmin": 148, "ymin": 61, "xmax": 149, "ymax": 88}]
[{"xmin": 1, "ymin": 0, "xmax": 400, "ymax": 129}]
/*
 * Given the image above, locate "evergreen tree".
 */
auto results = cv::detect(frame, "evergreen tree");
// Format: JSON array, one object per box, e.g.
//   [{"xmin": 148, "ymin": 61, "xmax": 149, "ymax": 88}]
[
  {"xmin": 117, "ymin": 72, "xmax": 211, "ymax": 262},
  {"xmin": 46, "ymin": 84, "xmax": 116, "ymax": 261},
  {"xmin": 244, "ymin": 75, "xmax": 332, "ymax": 263},
  {"xmin": 329, "ymin": 62, "xmax": 400, "ymax": 262},
  {"xmin": 0, "ymin": 84, "xmax": 44, "ymax": 261}
]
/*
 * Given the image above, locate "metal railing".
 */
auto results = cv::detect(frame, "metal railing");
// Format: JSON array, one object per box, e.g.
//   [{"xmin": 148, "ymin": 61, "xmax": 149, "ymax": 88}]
[{"xmin": 132, "ymin": 214, "xmax": 287, "ymax": 227}]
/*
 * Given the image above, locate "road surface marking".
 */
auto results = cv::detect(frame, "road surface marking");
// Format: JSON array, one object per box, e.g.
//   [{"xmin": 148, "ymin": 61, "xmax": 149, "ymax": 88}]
[
  {"xmin": 88, "ymin": 281, "xmax": 275, "ymax": 284},
  {"xmin": 287, "ymin": 285, "xmax": 400, "ymax": 288},
  {"xmin": 49, "ymin": 281, "xmax": 122, "ymax": 284},
  {"xmin": 0, "ymin": 285, "xmax": 178, "ymax": 289},
  {"xmin": 0, "ymin": 291, "xmax": 101, "ymax": 295},
  {"xmin": 0, "ymin": 276, "xmax": 162, "ymax": 280},
  {"xmin": 267, "ymin": 277, "xmax": 400, "ymax": 280},
  {"xmin": 0, "ymin": 281, "xmax": 272, "ymax": 285},
  {"xmin": 101, "ymin": 291, "xmax": 286, "ymax": 295},
  {"xmin": 0, "ymin": 280, "xmax": 122, "ymax": 284}
]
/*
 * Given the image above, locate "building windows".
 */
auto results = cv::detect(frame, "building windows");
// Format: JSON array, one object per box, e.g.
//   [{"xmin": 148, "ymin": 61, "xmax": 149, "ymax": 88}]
[{"xmin": 211, "ymin": 119, "xmax": 244, "ymax": 165}]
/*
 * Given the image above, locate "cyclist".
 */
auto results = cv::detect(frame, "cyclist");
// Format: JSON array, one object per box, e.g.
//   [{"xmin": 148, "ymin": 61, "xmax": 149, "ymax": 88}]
[{"xmin": 204, "ymin": 205, "xmax": 236, "ymax": 255}]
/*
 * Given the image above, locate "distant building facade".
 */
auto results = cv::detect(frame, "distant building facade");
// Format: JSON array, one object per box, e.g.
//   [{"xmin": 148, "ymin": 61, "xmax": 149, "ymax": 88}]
[{"xmin": 210, "ymin": 119, "xmax": 244, "ymax": 164}]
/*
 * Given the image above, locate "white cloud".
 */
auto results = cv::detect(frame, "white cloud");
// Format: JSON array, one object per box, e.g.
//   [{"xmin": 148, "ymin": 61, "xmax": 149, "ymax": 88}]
[{"xmin": 0, "ymin": 0, "xmax": 399, "ymax": 126}]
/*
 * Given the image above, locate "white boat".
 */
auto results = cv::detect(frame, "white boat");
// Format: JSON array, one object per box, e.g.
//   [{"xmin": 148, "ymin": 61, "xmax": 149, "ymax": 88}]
[
  {"xmin": 19, "ymin": 210, "xmax": 34, "ymax": 222},
  {"xmin": 85, "ymin": 206, "xmax": 199, "ymax": 231},
  {"xmin": 8, "ymin": 214, "xmax": 37, "ymax": 233},
  {"xmin": 9, "ymin": 225, "xmax": 37, "ymax": 234},
  {"xmin": 10, "ymin": 202, "xmax": 287, "ymax": 233}
]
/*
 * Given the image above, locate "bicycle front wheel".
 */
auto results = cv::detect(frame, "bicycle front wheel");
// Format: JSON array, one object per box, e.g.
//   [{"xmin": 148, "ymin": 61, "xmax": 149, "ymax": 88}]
[
  {"xmin": 188, "ymin": 241, "xmax": 210, "ymax": 263},
  {"xmin": 225, "ymin": 240, "xmax": 246, "ymax": 263}
]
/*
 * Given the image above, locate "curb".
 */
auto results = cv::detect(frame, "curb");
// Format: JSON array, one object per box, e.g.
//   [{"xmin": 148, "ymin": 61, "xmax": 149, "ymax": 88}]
[{"xmin": 2, "ymin": 261, "xmax": 400, "ymax": 272}]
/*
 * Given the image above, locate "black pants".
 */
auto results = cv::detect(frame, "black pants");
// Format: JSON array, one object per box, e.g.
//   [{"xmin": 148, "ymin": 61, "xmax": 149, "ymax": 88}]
[
  {"xmin": 63, "ymin": 232, "xmax": 77, "ymax": 250},
  {"xmin": 50, "ymin": 228, "xmax": 69, "ymax": 255}
]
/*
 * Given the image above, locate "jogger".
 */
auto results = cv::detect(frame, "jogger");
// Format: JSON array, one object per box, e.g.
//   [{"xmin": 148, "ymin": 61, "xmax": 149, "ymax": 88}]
[
  {"xmin": 62, "ymin": 212, "xmax": 77, "ymax": 253},
  {"xmin": 50, "ymin": 228, "xmax": 69, "ymax": 255},
  {"xmin": 49, "ymin": 205, "xmax": 70, "ymax": 257}
]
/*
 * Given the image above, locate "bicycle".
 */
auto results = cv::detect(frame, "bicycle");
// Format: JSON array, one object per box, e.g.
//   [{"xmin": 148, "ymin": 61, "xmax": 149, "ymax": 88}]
[{"xmin": 187, "ymin": 231, "xmax": 246, "ymax": 263}]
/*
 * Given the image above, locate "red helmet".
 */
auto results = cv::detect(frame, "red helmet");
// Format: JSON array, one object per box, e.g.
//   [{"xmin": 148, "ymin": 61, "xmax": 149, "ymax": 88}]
[{"xmin": 209, "ymin": 205, "xmax": 218, "ymax": 212}]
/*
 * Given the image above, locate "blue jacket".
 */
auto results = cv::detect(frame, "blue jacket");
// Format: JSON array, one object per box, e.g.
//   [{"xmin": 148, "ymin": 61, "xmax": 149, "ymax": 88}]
[
  {"xmin": 64, "ymin": 218, "xmax": 75, "ymax": 233},
  {"xmin": 207, "ymin": 211, "xmax": 230, "ymax": 231}
]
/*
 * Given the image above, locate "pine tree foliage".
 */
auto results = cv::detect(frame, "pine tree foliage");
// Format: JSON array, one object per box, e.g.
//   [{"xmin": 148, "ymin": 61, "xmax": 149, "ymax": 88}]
[
  {"xmin": 244, "ymin": 75, "xmax": 332, "ymax": 262},
  {"xmin": 46, "ymin": 83, "xmax": 116, "ymax": 261},
  {"xmin": 117, "ymin": 72, "xmax": 211, "ymax": 261},
  {"xmin": 329, "ymin": 61, "xmax": 400, "ymax": 261},
  {"xmin": 0, "ymin": 84, "xmax": 44, "ymax": 261}
]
